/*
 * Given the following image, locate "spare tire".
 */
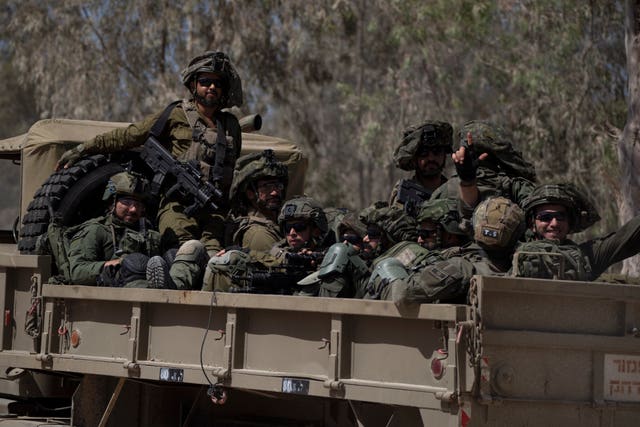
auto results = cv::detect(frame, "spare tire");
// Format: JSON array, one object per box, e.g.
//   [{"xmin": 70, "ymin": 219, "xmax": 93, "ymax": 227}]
[{"xmin": 18, "ymin": 155, "xmax": 125, "ymax": 254}]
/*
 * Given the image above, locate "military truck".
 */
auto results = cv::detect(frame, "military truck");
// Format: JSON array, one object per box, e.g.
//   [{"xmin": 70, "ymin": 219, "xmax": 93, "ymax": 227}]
[{"xmin": 0, "ymin": 119, "xmax": 637, "ymax": 426}]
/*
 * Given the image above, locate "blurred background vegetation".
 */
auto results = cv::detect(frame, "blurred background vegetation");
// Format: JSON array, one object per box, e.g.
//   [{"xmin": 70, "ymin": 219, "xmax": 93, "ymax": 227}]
[{"xmin": 0, "ymin": 1, "xmax": 634, "ymax": 261}]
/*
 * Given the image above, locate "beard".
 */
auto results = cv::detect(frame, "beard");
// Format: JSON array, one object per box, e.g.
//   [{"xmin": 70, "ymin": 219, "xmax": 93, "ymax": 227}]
[
  {"xmin": 257, "ymin": 196, "xmax": 283, "ymax": 214},
  {"xmin": 417, "ymin": 160, "xmax": 445, "ymax": 178},
  {"xmin": 194, "ymin": 91, "xmax": 225, "ymax": 109}
]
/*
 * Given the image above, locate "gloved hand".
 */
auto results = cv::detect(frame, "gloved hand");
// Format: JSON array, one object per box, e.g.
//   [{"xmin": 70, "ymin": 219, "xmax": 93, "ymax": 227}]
[
  {"xmin": 453, "ymin": 133, "xmax": 478, "ymax": 182},
  {"xmin": 56, "ymin": 144, "xmax": 86, "ymax": 170}
]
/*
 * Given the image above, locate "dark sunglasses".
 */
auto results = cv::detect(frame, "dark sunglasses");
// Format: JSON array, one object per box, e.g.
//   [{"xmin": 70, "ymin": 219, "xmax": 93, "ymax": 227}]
[
  {"xmin": 417, "ymin": 228, "xmax": 438, "ymax": 239},
  {"xmin": 258, "ymin": 181, "xmax": 285, "ymax": 193},
  {"xmin": 284, "ymin": 222, "xmax": 309, "ymax": 233},
  {"xmin": 366, "ymin": 227, "xmax": 382, "ymax": 239},
  {"xmin": 535, "ymin": 211, "xmax": 568, "ymax": 223},
  {"xmin": 197, "ymin": 77, "xmax": 225, "ymax": 88},
  {"xmin": 118, "ymin": 197, "xmax": 144, "ymax": 209},
  {"xmin": 342, "ymin": 234, "xmax": 363, "ymax": 245},
  {"xmin": 416, "ymin": 146, "xmax": 445, "ymax": 156}
]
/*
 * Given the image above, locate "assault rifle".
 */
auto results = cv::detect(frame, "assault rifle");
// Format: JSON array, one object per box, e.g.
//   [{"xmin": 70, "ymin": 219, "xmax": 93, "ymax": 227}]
[
  {"xmin": 396, "ymin": 179, "xmax": 431, "ymax": 218},
  {"xmin": 230, "ymin": 251, "xmax": 326, "ymax": 295},
  {"xmin": 140, "ymin": 137, "xmax": 223, "ymax": 217}
]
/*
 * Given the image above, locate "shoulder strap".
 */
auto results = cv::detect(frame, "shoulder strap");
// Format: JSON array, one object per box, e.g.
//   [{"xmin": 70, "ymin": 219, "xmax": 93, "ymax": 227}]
[{"xmin": 149, "ymin": 100, "xmax": 182, "ymax": 138}]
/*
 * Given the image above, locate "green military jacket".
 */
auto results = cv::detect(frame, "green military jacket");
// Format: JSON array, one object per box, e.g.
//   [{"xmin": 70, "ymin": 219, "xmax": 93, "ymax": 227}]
[
  {"xmin": 232, "ymin": 209, "xmax": 282, "ymax": 252},
  {"xmin": 68, "ymin": 214, "xmax": 161, "ymax": 286},
  {"xmin": 389, "ymin": 243, "xmax": 510, "ymax": 304},
  {"xmin": 83, "ymin": 100, "xmax": 241, "ymax": 253},
  {"xmin": 513, "ymin": 215, "xmax": 640, "ymax": 281},
  {"xmin": 431, "ymin": 168, "xmax": 534, "ymax": 206}
]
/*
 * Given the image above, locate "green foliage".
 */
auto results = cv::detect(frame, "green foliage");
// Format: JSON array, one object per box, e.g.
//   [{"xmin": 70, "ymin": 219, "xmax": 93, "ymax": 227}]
[{"xmin": 0, "ymin": 0, "xmax": 631, "ymax": 238}]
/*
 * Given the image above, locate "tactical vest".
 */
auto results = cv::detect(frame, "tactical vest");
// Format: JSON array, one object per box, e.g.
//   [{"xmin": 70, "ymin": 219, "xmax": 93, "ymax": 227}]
[
  {"xmin": 511, "ymin": 240, "xmax": 593, "ymax": 281},
  {"xmin": 372, "ymin": 241, "xmax": 443, "ymax": 272}
]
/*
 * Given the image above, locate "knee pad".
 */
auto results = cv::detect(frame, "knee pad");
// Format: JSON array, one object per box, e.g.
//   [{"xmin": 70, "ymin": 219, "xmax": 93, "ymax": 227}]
[
  {"xmin": 365, "ymin": 258, "xmax": 409, "ymax": 300},
  {"xmin": 174, "ymin": 240, "xmax": 208, "ymax": 266},
  {"xmin": 318, "ymin": 243, "xmax": 356, "ymax": 278}
]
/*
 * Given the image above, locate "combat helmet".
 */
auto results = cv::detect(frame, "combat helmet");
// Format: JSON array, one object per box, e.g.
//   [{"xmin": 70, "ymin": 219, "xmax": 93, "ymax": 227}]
[
  {"xmin": 229, "ymin": 149, "xmax": 289, "ymax": 203},
  {"xmin": 521, "ymin": 183, "xmax": 600, "ymax": 233},
  {"xmin": 472, "ymin": 196, "xmax": 525, "ymax": 250},
  {"xmin": 102, "ymin": 171, "xmax": 150, "ymax": 202},
  {"xmin": 393, "ymin": 120, "xmax": 453, "ymax": 171},
  {"xmin": 458, "ymin": 120, "xmax": 537, "ymax": 181},
  {"xmin": 416, "ymin": 198, "xmax": 467, "ymax": 236},
  {"xmin": 278, "ymin": 196, "xmax": 329, "ymax": 238},
  {"xmin": 359, "ymin": 201, "xmax": 417, "ymax": 247},
  {"xmin": 180, "ymin": 51, "xmax": 243, "ymax": 108}
]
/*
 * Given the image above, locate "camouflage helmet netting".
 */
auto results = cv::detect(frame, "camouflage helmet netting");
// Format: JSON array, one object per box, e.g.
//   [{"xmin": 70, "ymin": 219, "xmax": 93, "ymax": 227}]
[
  {"xmin": 102, "ymin": 171, "xmax": 150, "ymax": 201},
  {"xmin": 229, "ymin": 149, "xmax": 289, "ymax": 202},
  {"xmin": 180, "ymin": 51, "xmax": 243, "ymax": 108},
  {"xmin": 359, "ymin": 201, "xmax": 417, "ymax": 245},
  {"xmin": 416, "ymin": 198, "xmax": 466, "ymax": 236},
  {"xmin": 472, "ymin": 196, "xmax": 525, "ymax": 249},
  {"xmin": 393, "ymin": 121, "xmax": 453, "ymax": 171},
  {"xmin": 278, "ymin": 196, "xmax": 328, "ymax": 235},
  {"xmin": 336, "ymin": 212, "xmax": 367, "ymax": 239},
  {"xmin": 458, "ymin": 120, "xmax": 537, "ymax": 182},
  {"xmin": 521, "ymin": 183, "xmax": 600, "ymax": 233}
]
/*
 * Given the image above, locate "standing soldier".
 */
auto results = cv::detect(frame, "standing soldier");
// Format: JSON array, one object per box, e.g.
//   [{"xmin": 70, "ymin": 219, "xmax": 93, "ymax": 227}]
[
  {"xmin": 57, "ymin": 51, "xmax": 244, "ymax": 256},
  {"xmin": 389, "ymin": 120, "xmax": 453, "ymax": 216},
  {"xmin": 228, "ymin": 149, "xmax": 288, "ymax": 252}
]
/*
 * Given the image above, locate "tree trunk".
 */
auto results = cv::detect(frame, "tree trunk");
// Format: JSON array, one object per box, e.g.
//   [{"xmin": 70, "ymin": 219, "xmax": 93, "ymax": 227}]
[{"xmin": 619, "ymin": 0, "xmax": 640, "ymax": 276}]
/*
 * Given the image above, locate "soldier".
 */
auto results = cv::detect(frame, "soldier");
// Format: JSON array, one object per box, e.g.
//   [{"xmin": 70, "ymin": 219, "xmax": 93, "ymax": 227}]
[
  {"xmin": 228, "ymin": 149, "xmax": 288, "ymax": 252},
  {"xmin": 435, "ymin": 120, "xmax": 537, "ymax": 220},
  {"xmin": 297, "ymin": 202, "xmax": 417, "ymax": 298},
  {"xmin": 389, "ymin": 121, "xmax": 453, "ymax": 215},
  {"xmin": 67, "ymin": 172, "xmax": 162, "ymax": 287},
  {"xmin": 57, "ymin": 51, "xmax": 244, "ymax": 256},
  {"xmin": 416, "ymin": 198, "xmax": 470, "ymax": 251},
  {"xmin": 204, "ymin": 196, "xmax": 330, "ymax": 292},
  {"xmin": 512, "ymin": 183, "xmax": 640, "ymax": 281},
  {"xmin": 366, "ymin": 197, "xmax": 525, "ymax": 304}
]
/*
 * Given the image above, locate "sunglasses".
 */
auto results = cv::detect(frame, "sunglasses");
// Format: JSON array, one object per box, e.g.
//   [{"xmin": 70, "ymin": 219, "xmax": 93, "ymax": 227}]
[
  {"xmin": 535, "ymin": 211, "xmax": 568, "ymax": 223},
  {"xmin": 342, "ymin": 234, "xmax": 363, "ymax": 245},
  {"xmin": 417, "ymin": 228, "xmax": 438, "ymax": 239},
  {"xmin": 416, "ymin": 146, "xmax": 445, "ymax": 156},
  {"xmin": 366, "ymin": 227, "xmax": 382, "ymax": 239},
  {"xmin": 118, "ymin": 197, "xmax": 144, "ymax": 208},
  {"xmin": 197, "ymin": 77, "xmax": 225, "ymax": 88},
  {"xmin": 284, "ymin": 222, "xmax": 309, "ymax": 233},
  {"xmin": 258, "ymin": 181, "xmax": 285, "ymax": 193}
]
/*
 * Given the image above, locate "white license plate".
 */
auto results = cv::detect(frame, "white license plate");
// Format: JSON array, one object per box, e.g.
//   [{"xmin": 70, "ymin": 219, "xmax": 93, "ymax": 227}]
[{"xmin": 604, "ymin": 354, "xmax": 640, "ymax": 402}]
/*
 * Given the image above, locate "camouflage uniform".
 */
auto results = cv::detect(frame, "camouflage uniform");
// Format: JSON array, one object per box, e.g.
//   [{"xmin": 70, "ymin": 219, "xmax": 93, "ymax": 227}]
[
  {"xmin": 58, "ymin": 52, "xmax": 243, "ymax": 255},
  {"xmin": 512, "ymin": 183, "xmax": 640, "ymax": 281},
  {"xmin": 298, "ymin": 203, "xmax": 417, "ymax": 298},
  {"xmin": 67, "ymin": 172, "xmax": 162, "ymax": 286},
  {"xmin": 228, "ymin": 149, "xmax": 288, "ymax": 252},
  {"xmin": 431, "ymin": 121, "xmax": 536, "ymax": 217},
  {"xmin": 204, "ymin": 196, "xmax": 329, "ymax": 292},
  {"xmin": 388, "ymin": 121, "xmax": 453, "ymax": 207},
  {"xmin": 379, "ymin": 197, "xmax": 525, "ymax": 304}
]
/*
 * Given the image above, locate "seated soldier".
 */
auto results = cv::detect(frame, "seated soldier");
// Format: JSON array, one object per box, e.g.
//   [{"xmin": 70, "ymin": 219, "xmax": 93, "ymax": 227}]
[
  {"xmin": 228, "ymin": 149, "xmax": 288, "ymax": 252},
  {"xmin": 512, "ymin": 183, "xmax": 640, "ymax": 281},
  {"xmin": 416, "ymin": 198, "xmax": 470, "ymax": 253},
  {"xmin": 367, "ymin": 196, "xmax": 525, "ymax": 304},
  {"xmin": 353, "ymin": 198, "xmax": 471, "ymax": 300},
  {"xmin": 297, "ymin": 202, "xmax": 417, "ymax": 298},
  {"xmin": 67, "ymin": 172, "xmax": 163, "ymax": 287},
  {"xmin": 202, "ymin": 196, "xmax": 330, "ymax": 293}
]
